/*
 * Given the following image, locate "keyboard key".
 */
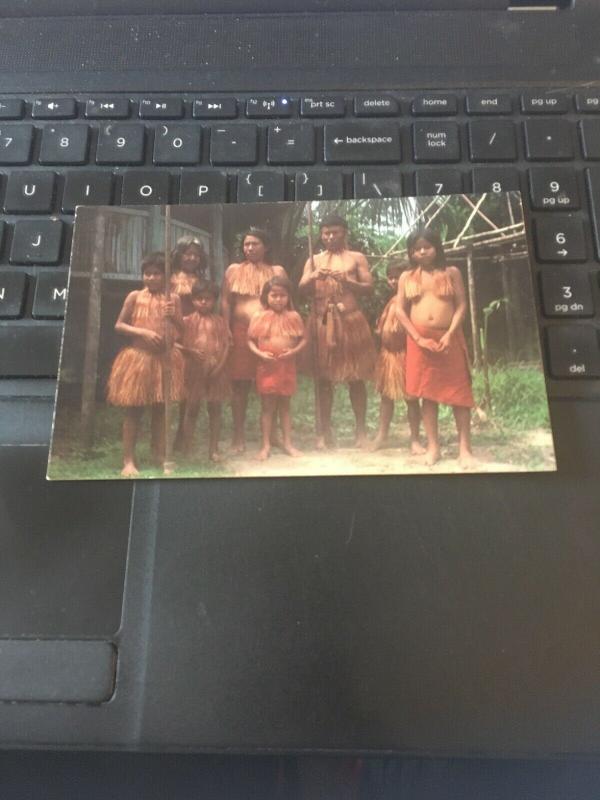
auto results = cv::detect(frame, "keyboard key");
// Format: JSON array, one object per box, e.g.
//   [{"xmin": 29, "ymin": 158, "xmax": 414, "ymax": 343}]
[
  {"xmin": 468, "ymin": 120, "xmax": 516, "ymax": 161},
  {"xmin": 524, "ymin": 119, "xmax": 574, "ymax": 160},
  {"xmin": 470, "ymin": 167, "xmax": 519, "ymax": 194},
  {"xmin": 237, "ymin": 171, "xmax": 285, "ymax": 202},
  {"xmin": 31, "ymin": 98, "xmax": 77, "ymax": 119},
  {"xmin": 324, "ymin": 122, "xmax": 400, "ymax": 163},
  {"xmin": 412, "ymin": 94, "xmax": 457, "ymax": 115},
  {"xmin": 295, "ymin": 170, "xmax": 343, "ymax": 200},
  {"xmin": 4, "ymin": 172, "xmax": 56, "ymax": 213},
  {"xmin": 534, "ymin": 217, "xmax": 586, "ymax": 263},
  {"xmin": 465, "ymin": 93, "xmax": 512, "ymax": 115},
  {"xmin": 246, "ymin": 97, "xmax": 292, "ymax": 118},
  {"xmin": 354, "ymin": 168, "xmax": 402, "ymax": 198},
  {"xmin": 0, "ymin": 324, "xmax": 62, "ymax": 377},
  {"xmin": 540, "ymin": 270, "xmax": 594, "ymax": 317},
  {"xmin": 267, "ymin": 122, "xmax": 315, "ymax": 165},
  {"xmin": 300, "ymin": 96, "xmax": 345, "ymax": 118},
  {"xmin": 32, "ymin": 270, "xmax": 68, "ymax": 319},
  {"xmin": 575, "ymin": 92, "xmax": 600, "ymax": 114},
  {"xmin": 0, "ymin": 99, "xmax": 24, "ymax": 120},
  {"xmin": 0, "ymin": 124, "xmax": 33, "ymax": 164},
  {"xmin": 529, "ymin": 167, "xmax": 579, "ymax": 211},
  {"xmin": 546, "ymin": 325, "xmax": 600, "ymax": 378},
  {"xmin": 584, "ymin": 167, "xmax": 600, "ymax": 260},
  {"xmin": 413, "ymin": 122, "xmax": 460, "ymax": 162},
  {"xmin": 121, "ymin": 171, "xmax": 170, "ymax": 204},
  {"xmin": 415, "ymin": 169, "xmax": 462, "ymax": 196},
  {"xmin": 96, "ymin": 124, "xmax": 145, "ymax": 165},
  {"xmin": 193, "ymin": 98, "xmax": 237, "ymax": 119},
  {"xmin": 85, "ymin": 98, "xmax": 130, "ymax": 119},
  {"xmin": 62, "ymin": 171, "xmax": 114, "ymax": 212},
  {"xmin": 354, "ymin": 96, "xmax": 399, "ymax": 117},
  {"xmin": 39, "ymin": 123, "xmax": 90, "ymax": 165},
  {"xmin": 0, "ymin": 271, "xmax": 27, "ymax": 319},
  {"xmin": 210, "ymin": 125, "xmax": 257, "ymax": 165},
  {"xmin": 139, "ymin": 98, "xmax": 183, "ymax": 119},
  {"xmin": 179, "ymin": 170, "xmax": 228, "ymax": 203},
  {"xmin": 521, "ymin": 92, "xmax": 570, "ymax": 114},
  {"xmin": 10, "ymin": 219, "xmax": 63, "ymax": 265},
  {"xmin": 579, "ymin": 120, "xmax": 600, "ymax": 160},
  {"xmin": 153, "ymin": 124, "xmax": 201, "ymax": 165}
]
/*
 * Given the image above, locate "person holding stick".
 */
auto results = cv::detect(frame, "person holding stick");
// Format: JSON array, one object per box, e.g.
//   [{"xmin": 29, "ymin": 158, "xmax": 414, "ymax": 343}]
[
  {"xmin": 299, "ymin": 214, "xmax": 375, "ymax": 449},
  {"xmin": 107, "ymin": 251, "xmax": 184, "ymax": 477}
]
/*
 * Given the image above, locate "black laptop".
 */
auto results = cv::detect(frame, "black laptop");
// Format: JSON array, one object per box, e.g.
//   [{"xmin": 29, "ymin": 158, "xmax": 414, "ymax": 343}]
[{"xmin": 0, "ymin": 0, "xmax": 599, "ymax": 758}]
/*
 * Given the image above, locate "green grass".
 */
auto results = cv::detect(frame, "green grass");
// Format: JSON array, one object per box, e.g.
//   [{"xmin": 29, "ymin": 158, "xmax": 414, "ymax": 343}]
[{"xmin": 49, "ymin": 363, "xmax": 553, "ymax": 479}]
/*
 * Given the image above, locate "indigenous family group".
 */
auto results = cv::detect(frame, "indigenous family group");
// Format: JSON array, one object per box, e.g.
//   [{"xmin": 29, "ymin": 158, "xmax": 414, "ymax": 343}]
[{"xmin": 106, "ymin": 219, "xmax": 476, "ymax": 476}]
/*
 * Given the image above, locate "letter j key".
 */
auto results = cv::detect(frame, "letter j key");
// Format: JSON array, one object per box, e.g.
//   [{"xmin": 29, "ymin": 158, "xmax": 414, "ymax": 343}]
[{"xmin": 10, "ymin": 219, "xmax": 64, "ymax": 265}]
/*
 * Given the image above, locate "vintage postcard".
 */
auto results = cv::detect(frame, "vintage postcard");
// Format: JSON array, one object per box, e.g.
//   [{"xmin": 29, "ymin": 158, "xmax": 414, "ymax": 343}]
[{"xmin": 47, "ymin": 194, "xmax": 556, "ymax": 480}]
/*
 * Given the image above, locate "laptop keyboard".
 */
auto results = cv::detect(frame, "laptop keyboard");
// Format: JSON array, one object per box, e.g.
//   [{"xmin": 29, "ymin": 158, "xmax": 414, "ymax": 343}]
[{"xmin": 0, "ymin": 89, "xmax": 599, "ymax": 398}]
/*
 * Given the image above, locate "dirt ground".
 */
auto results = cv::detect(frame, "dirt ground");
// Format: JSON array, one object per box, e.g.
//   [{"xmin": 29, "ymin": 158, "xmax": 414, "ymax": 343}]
[{"xmin": 222, "ymin": 428, "xmax": 556, "ymax": 478}]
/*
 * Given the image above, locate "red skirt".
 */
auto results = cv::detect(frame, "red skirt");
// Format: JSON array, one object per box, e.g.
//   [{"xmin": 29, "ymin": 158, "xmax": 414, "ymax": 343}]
[
  {"xmin": 405, "ymin": 324, "xmax": 474, "ymax": 408},
  {"xmin": 256, "ymin": 350, "xmax": 297, "ymax": 397}
]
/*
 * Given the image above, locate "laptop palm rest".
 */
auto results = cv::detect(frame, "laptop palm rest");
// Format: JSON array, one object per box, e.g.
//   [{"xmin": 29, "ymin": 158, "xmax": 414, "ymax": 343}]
[{"xmin": 0, "ymin": 445, "xmax": 130, "ymax": 702}]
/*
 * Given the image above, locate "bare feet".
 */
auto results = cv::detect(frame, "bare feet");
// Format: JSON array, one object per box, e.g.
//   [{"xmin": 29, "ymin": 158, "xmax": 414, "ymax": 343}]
[
  {"xmin": 163, "ymin": 460, "xmax": 176, "ymax": 476},
  {"xmin": 209, "ymin": 451, "xmax": 225, "ymax": 463},
  {"xmin": 368, "ymin": 434, "xmax": 388, "ymax": 452},
  {"xmin": 354, "ymin": 432, "xmax": 369, "ymax": 450},
  {"xmin": 424, "ymin": 447, "xmax": 441, "ymax": 467},
  {"xmin": 316, "ymin": 432, "xmax": 336, "ymax": 450},
  {"xmin": 283, "ymin": 444, "xmax": 302, "ymax": 457},
  {"xmin": 121, "ymin": 462, "xmax": 139, "ymax": 477},
  {"xmin": 410, "ymin": 440, "xmax": 427, "ymax": 456},
  {"xmin": 230, "ymin": 441, "xmax": 246, "ymax": 455},
  {"xmin": 256, "ymin": 447, "xmax": 270, "ymax": 461},
  {"xmin": 458, "ymin": 450, "xmax": 477, "ymax": 470}
]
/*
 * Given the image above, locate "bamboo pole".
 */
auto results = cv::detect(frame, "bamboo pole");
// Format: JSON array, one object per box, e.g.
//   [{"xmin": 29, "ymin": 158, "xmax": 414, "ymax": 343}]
[
  {"xmin": 307, "ymin": 203, "xmax": 322, "ymax": 440},
  {"xmin": 163, "ymin": 206, "xmax": 175, "ymax": 475},
  {"xmin": 466, "ymin": 246, "xmax": 481, "ymax": 370}
]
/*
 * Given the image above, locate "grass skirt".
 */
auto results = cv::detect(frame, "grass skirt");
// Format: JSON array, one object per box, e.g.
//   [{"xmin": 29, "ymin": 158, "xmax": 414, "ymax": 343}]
[
  {"xmin": 375, "ymin": 347, "xmax": 407, "ymax": 400},
  {"xmin": 307, "ymin": 307, "xmax": 375, "ymax": 383},
  {"xmin": 107, "ymin": 346, "xmax": 184, "ymax": 406}
]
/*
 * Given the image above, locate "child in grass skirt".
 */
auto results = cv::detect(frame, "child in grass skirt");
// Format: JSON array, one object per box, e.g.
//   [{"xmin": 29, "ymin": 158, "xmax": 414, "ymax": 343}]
[
  {"xmin": 371, "ymin": 259, "xmax": 424, "ymax": 453},
  {"xmin": 107, "ymin": 251, "xmax": 184, "ymax": 476}
]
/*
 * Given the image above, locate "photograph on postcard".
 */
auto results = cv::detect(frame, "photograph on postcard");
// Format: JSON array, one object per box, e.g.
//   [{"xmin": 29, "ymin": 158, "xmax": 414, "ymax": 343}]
[{"xmin": 47, "ymin": 194, "xmax": 556, "ymax": 480}]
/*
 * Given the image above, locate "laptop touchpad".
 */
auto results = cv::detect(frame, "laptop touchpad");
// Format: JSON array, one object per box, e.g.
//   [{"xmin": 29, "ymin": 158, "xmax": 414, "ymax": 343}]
[{"xmin": 0, "ymin": 446, "xmax": 130, "ymax": 637}]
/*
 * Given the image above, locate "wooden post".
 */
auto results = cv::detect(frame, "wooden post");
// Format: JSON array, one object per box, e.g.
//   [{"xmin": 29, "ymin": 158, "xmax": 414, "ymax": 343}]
[
  {"xmin": 466, "ymin": 246, "xmax": 481, "ymax": 370},
  {"xmin": 209, "ymin": 204, "xmax": 225, "ymax": 283},
  {"xmin": 501, "ymin": 260, "xmax": 516, "ymax": 361},
  {"xmin": 163, "ymin": 206, "xmax": 175, "ymax": 475},
  {"xmin": 80, "ymin": 211, "xmax": 106, "ymax": 451}
]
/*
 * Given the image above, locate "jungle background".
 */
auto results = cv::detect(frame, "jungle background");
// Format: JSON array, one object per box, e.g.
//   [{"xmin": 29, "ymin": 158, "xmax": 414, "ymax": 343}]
[{"xmin": 48, "ymin": 194, "xmax": 555, "ymax": 479}]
